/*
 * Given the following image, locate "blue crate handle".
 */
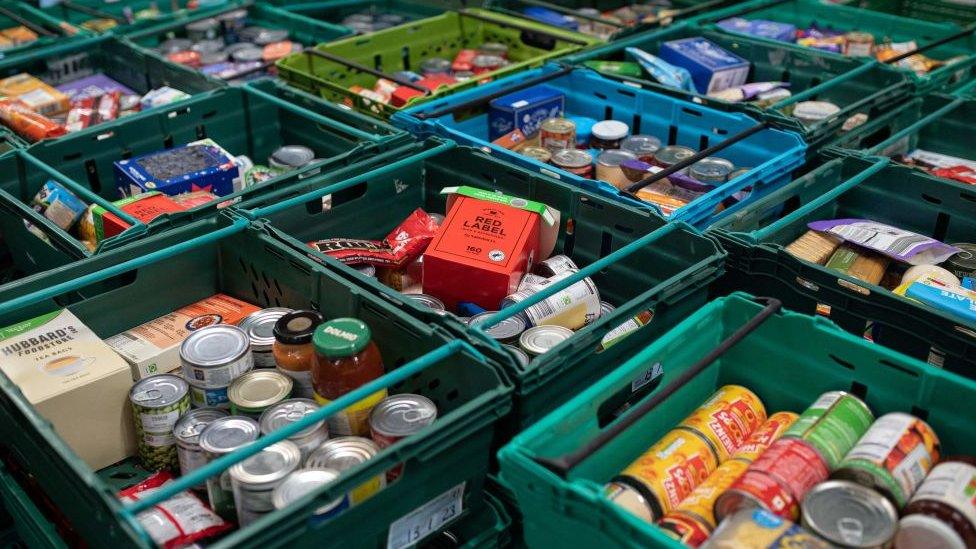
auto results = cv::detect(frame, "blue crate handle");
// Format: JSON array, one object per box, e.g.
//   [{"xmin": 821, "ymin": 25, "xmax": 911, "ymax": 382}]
[
  {"xmin": 243, "ymin": 84, "xmax": 386, "ymax": 143},
  {"xmin": 865, "ymin": 97, "xmax": 966, "ymax": 156}
]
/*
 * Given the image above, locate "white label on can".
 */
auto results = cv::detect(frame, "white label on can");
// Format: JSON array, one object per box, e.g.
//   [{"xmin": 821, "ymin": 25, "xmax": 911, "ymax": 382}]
[
  {"xmin": 843, "ymin": 413, "xmax": 935, "ymax": 498},
  {"xmin": 909, "ymin": 462, "xmax": 976, "ymax": 528},
  {"xmin": 186, "ymin": 353, "xmax": 253, "ymax": 389},
  {"xmin": 539, "ymin": 255, "xmax": 577, "ymax": 276},
  {"xmin": 144, "ymin": 432, "xmax": 176, "ymax": 447},
  {"xmin": 140, "ymin": 409, "xmax": 181, "ymax": 433},
  {"xmin": 517, "ymin": 273, "xmax": 548, "ymax": 292},
  {"xmin": 178, "ymin": 447, "xmax": 207, "ymax": 479},
  {"xmin": 522, "ymin": 273, "xmax": 600, "ymax": 329},
  {"xmin": 600, "ymin": 313, "xmax": 651, "ymax": 350},
  {"xmin": 387, "ymin": 483, "xmax": 465, "ymax": 549},
  {"xmin": 277, "ymin": 367, "xmax": 315, "ymax": 399}
]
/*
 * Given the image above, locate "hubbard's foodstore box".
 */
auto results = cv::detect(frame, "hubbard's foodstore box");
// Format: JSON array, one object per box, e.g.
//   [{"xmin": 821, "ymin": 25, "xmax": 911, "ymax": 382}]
[
  {"xmin": 105, "ymin": 294, "xmax": 259, "ymax": 380},
  {"xmin": 0, "ymin": 309, "xmax": 135, "ymax": 470}
]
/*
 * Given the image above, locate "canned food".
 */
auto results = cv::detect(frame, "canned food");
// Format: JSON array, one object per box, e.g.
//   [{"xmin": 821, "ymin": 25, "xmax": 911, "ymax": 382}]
[
  {"xmin": 793, "ymin": 101, "xmax": 841, "ymax": 126},
  {"xmin": 591, "ymin": 120, "xmax": 629, "ymax": 150},
  {"xmin": 659, "ymin": 512, "xmax": 711, "ymax": 547},
  {"xmin": 898, "ymin": 459, "xmax": 976, "ymax": 549},
  {"xmin": 200, "ymin": 51, "xmax": 229, "ymax": 66},
  {"xmin": 405, "ymin": 293, "xmax": 446, "ymax": 312},
  {"xmin": 175, "ymin": 407, "xmax": 229, "ymax": 490},
  {"xmin": 505, "ymin": 271, "xmax": 601, "ymax": 330},
  {"xmin": 228, "ymin": 370, "xmax": 293, "ymax": 418},
  {"xmin": 521, "ymin": 146, "xmax": 552, "ymax": 163},
  {"xmin": 158, "ymin": 38, "xmax": 193, "ymax": 54},
  {"xmin": 230, "ymin": 440, "xmax": 302, "ymax": 527},
  {"xmin": 130, "ymin": 374, "xmax": 191, "ymax": 471},
  {"xmin": 604, "ymin": 482, "xmax": 655, "ymax": 523},
  {"xmin": 259, "ymin": 398, "xmax": 328, "ymax": 460},
  {"xmin": 730, "ymin": 411, "xmax": 799, "ymax": 462},
  {"xmin": 217, "ymin": 9, "xmax": 248, "ymax": 43},
  {"xmin": 468, "ymin": 311, "xmax": 526, "ymax": 344},
  {"xmin": 306, "ymin": 437, "xmax": 385, "ymax": 505},
  {"xmin": 783, "ymin": 391, "xmax": 874, "ymax": 469},
  {"xmin": 231, "ymin": 46, "xmax": 264, "ymax": 64},
  {"xmin": 621, "ymin": 135, "xmax": 662, "ymax": 163},
  {"xmin": 519, "ymin": 325, "xmax": 575, "ymax": 356},
  {"xmin": 369, "ymin": 393, "xmax": 438, "ymax": 481},
  {"xmin": 189, "ymin": 383, "xmax": 230, "ymax": 409},
  {"xmin": 600, "ymin": 301, "xmax": 615, "ymax": 317},
  {"xmin": 185, "ymin": 18, "xmax": 219, "ymax": 42},
  {"xmin": 238, "ymin": 308, "xmax": 293, "ymax": 368},
  {"xmin": 471, "ymin": 54, "xmax": 504, "ymax": 74},
  {"xmin": 677, "ymin": 385, "xmax": 766, "ymax": 462},
  {"xmin": 689, "ymin": 157, "xmax": 735, "ymax": 186},
  {"xmin": 191, "ymin": 39, "xmax": 224, "ymax": 55},
  {"xmin": 551, "ymin": 148, "xmax": 593, "ymax": 178},
  {"xmin": 420, "ymin": 57, "xmax": 451, "ymax": 76},
  {"xmin": 611, "ymin": 429, "xmax": 719, "ymax": 519},
  {"xmin": 715, "ymin": 438, "xmax": 830, "ymax": 521},
  {"xmin": 801, "ymin": 480, "xmax": 898, "ymax": 548},
  {"xmin": 708, "ymin": 508, "xmax": 831, "ymax": 548},
  {"xmin": 181, "ymin": 324, "xmax": 254, "ymax": 389},
  {"xmin": 199, "ymin": 416, "xmax": 261, "ymax": 520},
  {"xmin": 652, "ymin": 146, "xmax": 695, "ymax": 171},
  {"xmin": 833, "ymin": 412, "xmax": 940, "ymax": 508},
  {"xmin": 942, "ymin": 243, "xmax": 976, "ymax": 280},
  {"xmin": 269, "ymin": 145, "xmax": 315, "ymax": 170},
  {"xmin": 844, "ymin": 31, "xmax": 875, "ymax": 57},
  {"xmin": 478, "ymin": 42, "xmax": 508, "ymax": 58},
  {"xmin": 540, "ymin": 118, "xmax": 576, "ymax": 153},
  {"xmin": 240, "ymin": 26, "xmax": 289, "ymax": 46},
  {"xmin": 273, "ymin": 468, "xmax": 350, "ymax": 522},
  {"xmin": 537, "ymin": 255, "xmax": 579, "ymax": 277},
  {"xmin": 518, "ymin": 273, "xmax": 549, "ymax": 292},
  {"xmin": 502, "ymin": 344, "xmax": 531, "ymax": 367}
]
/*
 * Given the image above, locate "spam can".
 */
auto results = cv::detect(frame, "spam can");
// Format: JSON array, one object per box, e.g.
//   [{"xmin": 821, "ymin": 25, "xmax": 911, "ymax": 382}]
[
  {"xmin": 782, "ymin": 391, "xmax": 874, "ymax": 469},
  {"xmin": 677, "ymin": 385, "xmax": 766, "ymax": 462}
]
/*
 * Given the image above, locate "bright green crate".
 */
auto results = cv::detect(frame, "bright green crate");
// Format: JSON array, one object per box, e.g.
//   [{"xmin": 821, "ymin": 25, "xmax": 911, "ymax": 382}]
[
  {"xmin": 242, "ymin": 137, "xmax": 726, "ymax": 433},
  {"xmin": 702, "ymin": 0, "xmax": 976, "ymax": 92},
  {"xmin": 838, "ymin": 0, "xmax": 976, "ymax": 24},
  {"xmin": 562, "ymin": 20, "xmax": 911, "ymax": 151},
  {"xmin": 0, "ymin": 213, "xmax": 512, "ymax": 548},
  {"xmin": 276, "ymin": 8, "xmax": 601, "ymax": 119},
  {"xmin": 499, "ymin": 291, "xmax": 976, "ymax": 548},
  {"xmin": 708, "ymin": 154, "xmax": 976, "ymax": 375}
]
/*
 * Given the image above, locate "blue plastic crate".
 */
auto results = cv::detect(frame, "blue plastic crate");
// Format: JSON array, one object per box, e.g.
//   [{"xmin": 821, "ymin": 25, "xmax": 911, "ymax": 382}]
[{"xmin": 394, "ymin": 65, "xmax": 806, "ymax": 229}]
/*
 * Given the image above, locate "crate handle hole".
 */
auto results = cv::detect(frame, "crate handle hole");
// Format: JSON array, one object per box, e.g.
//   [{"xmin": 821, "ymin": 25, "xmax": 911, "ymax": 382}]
[
  {"xmin": 681, "ymin": 107, "xmax": 703, "ymax": 117},
  {"xmin": 829, "ymin": 354, "xmax": 855, "ymax": 370},
  {"xmin": 960, "ymin": 192, "xmax": 976, "ymax": 204},
  {"xmin": 201, "ymin": 110, "xmax": 217, "ymax": 119},
  {"xmin": 427, "ymin": 378, "xmax": 441, "ymax": 390},
  {"xmin": 878, "ymin": 358, "xmax": 919, "ymax": 378},
  {"xmin": 167, "ymin": 107, "xmax": 190, "ymax": 118},
  {"xmin": 920, "ymin": 193, "xmax": 942, "ymax": 205}
]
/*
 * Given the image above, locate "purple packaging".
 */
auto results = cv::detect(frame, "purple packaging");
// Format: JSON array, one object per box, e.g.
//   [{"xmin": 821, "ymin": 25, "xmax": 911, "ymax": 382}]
[
  {"xmin": 113, "ymin": 139, "xmax": 239, "ymax": 198},
  {"xmin": 718, "ymin": 18, "xmax": 797, "ymax": 42},
  {"xmin": 659, "ymin": 37, "xmax": 750, "ymax": 94},
  {"xmin": 56, "ymin": 73, "xmax": 136, "ymax": 100},
  {"xmin": 808, "ymin": 219, "xmax": 963, "ymax": 265},
  {"xmin": 487, "ymin": 85, "xmax": 565, "ymax": 141}
]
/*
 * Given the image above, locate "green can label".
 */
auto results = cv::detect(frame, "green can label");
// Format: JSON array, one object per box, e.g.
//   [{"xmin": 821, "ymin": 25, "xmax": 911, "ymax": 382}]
[
  {"xmin": 783, "ymin": 391, "xmax": 874, "ymax": 470},
  {"xmin": 133, "ymin": 398, "xmax": 190, "ymax": 471}
]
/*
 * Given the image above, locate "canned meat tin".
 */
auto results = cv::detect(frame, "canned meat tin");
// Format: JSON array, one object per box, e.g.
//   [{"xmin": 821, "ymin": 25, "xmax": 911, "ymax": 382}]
[
  {"xmin": 259, "ymin": 398, "xmax": 328, "ymax": 460},
  {"xmin": 783, "ymin": 391, "xmax": 874, "ymax": 469},
  {"xmin": 306, "ymin": 437, "xmax": 385, "ymax": 506},
  {"xmin": 273, "ymin": 468, "xmax": 350, "ymax": 523},
  {"xmin": 519, "ymin": 325, "xmax": 574, "ymax": 356},
  {"xmin": 181, "ymin": 324, "xmax": 254, "ymax": 389},
  {"xmin": 199, "ymin": 416, "xmax": 261, "ymax": 520},
  {"xmin": 801, "ymin": 480, "xmax": 898, "ymax": 548},
  {"xmin": 230, "ymin": 440, "xmax": 302, "ymax": 527},
  {"xmin": 677, "ymin": 385, "xmax": 766, "ymax": 462},
  {"xmin": 175, "ymin": 407, "xmax": 229, "ymax": 491},
  {"xmin": 228, "ymin": 370, "xmax": 293, "ymax": 418},
  {"xmin": 130, "ymin": 374, "xmax": 191, "ymax": 471},
  {"xmin": 238, "ymin": 308, "xmax": 292, "ymax": 368}
]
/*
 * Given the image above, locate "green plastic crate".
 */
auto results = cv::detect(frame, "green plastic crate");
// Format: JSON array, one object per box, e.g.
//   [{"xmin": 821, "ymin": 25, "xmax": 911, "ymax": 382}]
[
  {"xmin": 708, "ymin": 154, "xmax": 976, "ymax": 375},
  {"xmin": 39, "ymin": 0, "xmax": 204, "ymax": 35},
  {"xmin": 702, "ymin": 0, "xmax": 976, "ymax": 92},
  {"xmin": 563, "ymin": 21, "xmax": 911, "ymax": 151},
  {"xmin": 274, "ymin": 0, "xmax": 463, "ymax": 35},
  {"xmin": 838, "ymin": 0, "xmax": 976, "ymax": 24},
  {"xmin": 276, "ymin": 8, "xmax": 601, "ymax": 119},
  {"xmin": 419, "ymin": 490, "xmax": 512, "ymax": 549},
  {"xmin": 243, "ymin": 137, "xmax": 726, "ymax": 432},
  {"xmin": 0, "ymin": 0, "xmax": 89, "ymax": 59},
  {"xmin": 0, "ymin": 81, "xmax": 406, "ymax": 274},
  {"xmin": 499, "ymin": 291, "xmax": 976, "ymax": 547},
  {"xmin": 0, "ymin": 213, "xmax": 512, "ymax": 548}
]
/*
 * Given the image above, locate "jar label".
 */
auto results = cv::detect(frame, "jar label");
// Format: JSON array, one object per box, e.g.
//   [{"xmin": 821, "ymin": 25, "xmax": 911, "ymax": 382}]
[
  {"xmin": 277, "ymin": 367, "xmax": 315, "ymax": 399},
  {"xmin": 315, "ymin": 389, "xmax": 388, "ymax": 437},
  {"xmin": 910, "ymin": 461, "xmax": 976, "ymax": 528}
]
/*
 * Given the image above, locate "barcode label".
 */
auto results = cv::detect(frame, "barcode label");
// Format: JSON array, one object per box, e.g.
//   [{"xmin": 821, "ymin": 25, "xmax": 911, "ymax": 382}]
[{"xmin": 387, "ymin": 483, "xmax": 465, "ymax": 549}]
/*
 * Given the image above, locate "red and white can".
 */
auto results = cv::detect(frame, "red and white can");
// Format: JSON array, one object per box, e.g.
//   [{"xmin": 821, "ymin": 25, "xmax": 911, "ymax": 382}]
[{"xmin": 368, "ymin": 393, "xmax": 438, "ymax": 481}]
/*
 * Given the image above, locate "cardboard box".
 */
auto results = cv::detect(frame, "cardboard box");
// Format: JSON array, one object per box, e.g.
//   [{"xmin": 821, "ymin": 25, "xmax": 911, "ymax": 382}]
[
  {"xmin": 423, "ymin": 187, "xmax": 559, "ymax": 310},
  {"xmin": 488, "ymin": 85, "xmax": 564, "ymax": 141},
  {"xmin": 114, "ymin": 138, "xmax": 239, "ymax": 198},
  {"xmin": 659, "ymin": 37, "xmax": 750, "ymax": 94},
  {"xmin": 0, "ymin": 309, "xmax": 136, "ymax": 470},
  {"xmin": 92, "ymin": 192, "xmax": 187, "ymax": 243},
  {"xmin": 0, "ymin": 73, "xmax": 70, "ymax": 116},
  {"xmin": 105, "ymin": 294, "xmax": 260, "ymax": 380}
]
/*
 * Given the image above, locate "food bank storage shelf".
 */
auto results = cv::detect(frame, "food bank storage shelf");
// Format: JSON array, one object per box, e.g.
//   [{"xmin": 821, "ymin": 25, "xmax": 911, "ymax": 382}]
[
  {"xmin": 837, "ymin": 0, "xmax": 976, "ymax": 24},
  {"xmin": 1, "ymin": 81, "xmax": 406, "ymax": 277},
  {"xmin": 707, "ymin": 155, "xmax": 976, "ymax": 376},
  {"xmin": 699, "ymin": 0, "xmax": 976, "ymax": 93},
  {"xmin": 498, "ymin": 292, "xmax": 976, "ymax": 548},
  {"xmin": 394, "ymin": 65, "xmax": 806, "ymax": 229},
  {"xmin": 562, "ymin": 21, "xmax": 911, "ymax": 152},
  {"xmin": 276, "ymin": 9, "xmax": 601, "ymax": 120},
  {"xmin": 0, "ymin": 0, "xmax": 90, "ymax": 59},
  {"xmin": 243, "ymin": 137, "xmax": 726, "ymax": 432},
  {"xmin": 0, "ymin": 214, "xmax": 512, "ymax": 548}
]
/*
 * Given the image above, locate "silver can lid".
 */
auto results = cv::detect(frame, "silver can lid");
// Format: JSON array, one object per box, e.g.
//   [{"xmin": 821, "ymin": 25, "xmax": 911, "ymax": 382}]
[
  {"xmin": 592, "ymin": 120, "xmax": 630, "ymax": 141},
  {"xmin": 217, "ymin": 8, "xmax": 248, "ymax": 22},
  {"xmin": 272, "ymin": 468, "xmax": 343, "ymax": 510},
  {"xmin": 600, "ymin": 301, "xmax": 616, "ymax": 317},
  {"xmin": 519, "ymin": 325, "xmax": 574, "ymax": 356},
  {"xmin": 690, "ymin": 156, "xmax": 735, "ymax": 183},
  {"xmin": 621, "ymin": 135, "xmax": 662, "ymax": 156},
  {"xmin": 269, "ymin": 145, "xmax": 315, "ymax": 169},
  {"xmin": 181, "ymin": 324, "xmax": 250, "ymax": 367},
  {"xmin": 174, "ymin": 407, "xmax": 229, "ymax": 444},
  {"xmin": 801, "ymin": 480, "xmax": 898, "ymax": 548},
  {"xmin": 259, "ymin": 398, "xmax": 325, "ymax": 439},
  {"xmin": 228, "ymin": 370, "xmax": 293, "ymax": 410},
  {"xmin": 655, "ymin": 145, "xmax": 696, "ymax": 166},
  {"xmin": 229, "ymin": 440, "xmax": 302, "ymax": 487},
  {"xmin": 130, "ymin": 374, "xmax": 189, "ymax": 409},
  {"xmin": 198, "ymin": 416, "xmax": 260, "ymax": 454},
  {"xmin": 596, "ymin": 149, "xmax": 637, "ymax": 167},
  {"xmin": 369, "ymin": 394, "xmax": 438, "ymax": 437},
  {"xmin": 406, "ymin": 294, "xmax": 446, "ymax": 311},
  {"xmin": 551, "ymin": 148, "xmax": 593, "ymax": 169},
  {"xmin": 501, "ymin": 344, "xmax": 531, "ymax": 367},
  {"xmin": 238, "ymin": 308, "xmax": 292, "ymax": 350},
  {"xmin": 469, "ymin": 312, "xmax": 526, "ymax": 343},
  {"xmin": 306, "ymin": 436, "xmax": 379, "ymax": 472},
  {"xmin": 186, "ymin": 17, "xmax": 219, "ymax": 31},
  {"xmin": 604, "ymin": 482, "xmax": 655, "ymax": 523}
]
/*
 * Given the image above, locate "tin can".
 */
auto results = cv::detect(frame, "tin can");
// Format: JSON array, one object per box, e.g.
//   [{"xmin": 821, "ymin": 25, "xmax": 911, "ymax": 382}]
[
  {"xmin": 186, "ymin": 18, "xmax": 219, "ymax": 42},
  {"xmin": 942, "ymin": 243, "xmax": 976, "ymax": 280},
  {"xmin": 240, "ymin": 27, "xmax": 288, "ymax": 46},
  {"xmin": 519, "ymin": 325, "xmax": 574, "ymax": 356},
  {"xmin": 540, "ymin": 118, "xmax": 576, "ymax": 153},
  {"xmin": 505, "ymin": 271, "xmax": 601, "ymax": 330},
  {"xmin": 833, "ymin": 412, "xmax": 940, "ymax": 508},
  {"xmin": 181, "ymin": 324, "xmax": 254, "ymax": 389},
  {"xmin": 502, "ymin": 344, "xmax": 531, "ymax": 367},
  {"xmin": 551, "ymin": 148, "xmax": 593, "ymax": 178},
  {"xmin": 801, "ymin": 479, "xmax": 898, "ymax": 548},
  {"xmin": 168, "ymin": 50, "xmax": 201, "ymax": 68},
  {"xmin": 199, "ymin": 416, "xmax": 261, "ymax": 520},
  {"xmin": 611, "ymin": 428, "xmax": 719, "ymax": 519},
  {"xmin": 189, "ymin": 383, "xmax": 230, "ymax": 409},
  {"xmin": 596, "ymin": 149, "xmax": 638, "ymax": 190},
  {"xmin": 537, "ymin": 255, "xmax": 579, "ymax": 277},
  {"xmin": 238, "ymin": 308, "xmax": 292, "ymax": 368},
  {"xmin": 228, "ymin": 370, "xmax": 294, "ymax": 418},
  {"xmin": 708, "ymin": 508, "xmax": 832, "ymax": 548},
  {"xmin": 259, "ymin": 398, "xmax": 328, "ymax": 460},
  {"xmin": 472, "ymin": 54, "xmax": 504, "ymax": 74},
  {"xmin": 844, "ymin": 31, "xmax": 875, "ymax": 57},
  {"xmin": 306, "ymin": 437, "xmax": 385, "ymax": 505},
  {"xmin": 192, "ymin": 39, "xmax": 224, "ymax": 55},
  {"xmin": 783, "ymin": 391, "xmax": 874, "ymax": 469},
  {"xmin": 621, "ymin": 135, "xmax": 662, "ymax": 163},
  {"xmin": 200, "ymin": 51, "xmax": 229, "ymax": 66},
  {"xmin": 659, "ymin": 512, "xmax": 711, "ymax": 547},
  {"xmin": 715, "ymin": 438, "xmax": 830, "ymax": 521},
  {"xmin": 273, "ymin": 468, "xmax": 350, "ymax": 522},
  {"xmin": 130, "ymin": 374, "xmax": 191, "ymax": 471},
  {"xmin": 469, "ymin": 311, "xmax": 526, "ymax": 344},
  {"xmin": 689, "ymin": 157, "xmax": 734, "ymax": 186},
  {"xmin": 231, "ymin": 46, "xmax": 264, "ymax": 64},
  {"xmin": 677, "ymin": 385, "xmax": 766, "ymax": 462},
  {"xmin": 521, "ymin": 146, "xmax": 552, "ymax": 164},
  {"xmin": 174, "ymin": 407, "xmax": 228, "ymax": 491},
  {"xmin": 406, "ymin": 293, "xmax": 446, "ymax": 312},
  {"xmin": 479, "ymin": 42, "xmax": 508, "ymax": 58},
  {"xmin": 420, "ymin": 57, "xmax": 451, "ymax": 76},
  {"xmin": 158, "ymin": 38, "xmax": 192, "ymax": 54},
  {"xmin": 605, "ymin": 481, "xmax": 656, "ymax": 523},
  {"xmin": 518, "ymin": 273, "xmax": 549, "ymax": 292},
  {"xmin": 793, "ymin": 101, "xmax": 841, "ymax": 126},
  {"xmin": 369, "ymin": 394, "xmax": 437, "ymax": 481},
  {"xmin": 652, "ymin": 146, "xmax": 695, "ymax": 171},
  {"xmin": 217, "ymin": 9, "xmax": 248, "ymax": 43},
  {"xmin": 269, "ymin": 145, "xmax": 315, "ymax": 170},
  {"xmin": 230, "ymin": 440, "xmax": 302, "ymax": 527},
  {"xmin": 600, "ymin": 301, "xmax": 615, "ymax": 317}
]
